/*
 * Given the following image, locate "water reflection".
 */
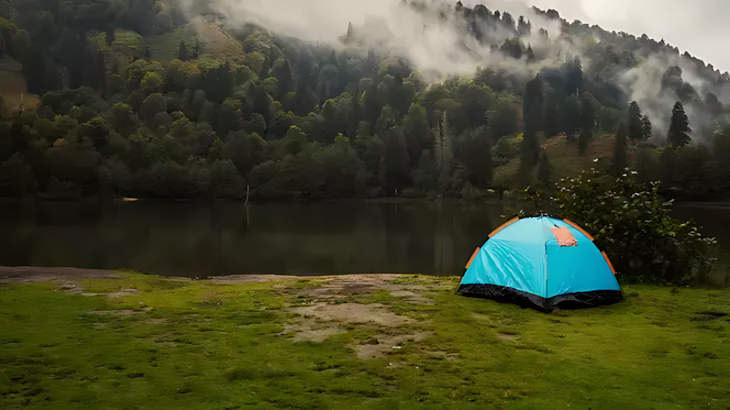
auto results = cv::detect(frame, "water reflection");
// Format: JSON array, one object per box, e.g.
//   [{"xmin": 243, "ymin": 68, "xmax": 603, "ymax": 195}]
[{"xmin": 0, "ymin": 200, "xmax": 727, "ymax": 285}]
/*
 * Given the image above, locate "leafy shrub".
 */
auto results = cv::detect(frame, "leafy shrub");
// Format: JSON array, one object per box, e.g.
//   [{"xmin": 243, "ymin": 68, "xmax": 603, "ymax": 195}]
[{"xmin": 510, "ymin": 169, "xmax": 717, "ymax": 284}]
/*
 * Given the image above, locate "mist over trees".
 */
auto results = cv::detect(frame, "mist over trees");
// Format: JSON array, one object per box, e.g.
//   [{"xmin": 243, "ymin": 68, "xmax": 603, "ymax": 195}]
[{"xmin": 1, "ymin": 0, "xmax": 730, "ymax": 200}]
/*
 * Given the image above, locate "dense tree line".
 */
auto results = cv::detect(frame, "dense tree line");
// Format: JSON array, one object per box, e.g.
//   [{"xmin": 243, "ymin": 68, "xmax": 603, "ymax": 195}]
[{"xmin": 2, "ymin": 0, "xmax": 730, "ymax": 200}]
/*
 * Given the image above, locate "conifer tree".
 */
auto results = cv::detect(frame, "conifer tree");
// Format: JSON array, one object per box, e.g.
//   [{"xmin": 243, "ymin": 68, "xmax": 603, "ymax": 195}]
[
  {"xmin": 641, "ymin": 115, "xmax": 653, "ymax": 140},
  {"xmin": 178, "ymin": 40, "xmax": 188, "ymax": 61},
  {"xmin": 433, "ymin": 111, "xmax": 454, "ymax": 190},
  {"xmin": 667, "ymin": 101, "xmax": 691, "ymax": 148},
  {"xmin": 628, "ymin": 101, "xmax": 643, "ymax": 141}
]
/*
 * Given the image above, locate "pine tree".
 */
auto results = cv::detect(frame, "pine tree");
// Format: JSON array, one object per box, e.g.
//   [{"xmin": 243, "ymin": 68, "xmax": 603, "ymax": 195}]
[
  {"xmin": 522, "ymin": 75, "xmax": 543, "ymax": 167},
  {"xmin": 564, "ymin": 56, "xmax": 584, "ymax": 96},
  {"xmin": 628, "ymin": 101, "xmax": 643, "ymax": 141},
  {"xmin": 179, "ymin": 40, "xmax": 188, "ymax": 61},
  {"xmin": 526, "ymin": 44, "xmax": 535, "ymax": 62},
  {"xmin": 641, "ymin": 115, "xmax": 652, "ymax": 140},
  {"xmin": 612, "ymin": 122, "xmax": 627, "ymax": 175},
  {"xmin": 433, "ymin": 112, "xmax": 454, "ymax": 191},
  {"xmin": 667, "ymin": 101, "xmax": 691, "ymax": 148}
]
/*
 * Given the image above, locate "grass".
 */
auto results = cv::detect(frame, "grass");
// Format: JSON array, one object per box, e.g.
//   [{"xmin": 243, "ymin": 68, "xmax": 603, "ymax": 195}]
[
  {"xmin": 89, "ymin": 30, "xmax": 145, "ymax": 52},
  {"xmin": 1, "ymin": 272, "xmax": 729, "ymax": 409},
  {"xmin": 146, "ymin": 27, "xmax": 197, "ymax": 63},
  {"xmin": 492, "ymin": 132, "xmax": 648, "ymax": 187}
]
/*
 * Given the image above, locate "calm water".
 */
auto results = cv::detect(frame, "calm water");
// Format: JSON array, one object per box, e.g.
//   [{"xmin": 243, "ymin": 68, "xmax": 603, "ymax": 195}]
[{"xmin": 0, "ymin": 200, "xmax": 728, "ymax": 285}]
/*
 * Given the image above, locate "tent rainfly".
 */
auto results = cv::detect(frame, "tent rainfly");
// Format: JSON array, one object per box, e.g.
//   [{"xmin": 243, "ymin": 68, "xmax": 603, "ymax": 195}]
[{"xmin": 457, "ymin": 216, "xmax": 623, "ymax": 311}]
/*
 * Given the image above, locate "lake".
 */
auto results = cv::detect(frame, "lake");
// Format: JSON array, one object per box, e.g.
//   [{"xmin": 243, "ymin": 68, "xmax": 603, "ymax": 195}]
[{"xmin": 0, "ymin": 200, "xmax": 728, "ymax": 286}]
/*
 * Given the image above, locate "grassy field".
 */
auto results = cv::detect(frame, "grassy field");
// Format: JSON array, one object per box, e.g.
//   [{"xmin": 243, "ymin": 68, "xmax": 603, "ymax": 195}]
[
  {"xmin": 493, "ymin": 133, "xmax": 646, "ymax": 187},
  {"xmin": 146, "ymin": 27, "xmax": 198, "ymax": 64},
  {"xmin": 1, "ymin": 270, "xmax": 729, "ymax": 409}
]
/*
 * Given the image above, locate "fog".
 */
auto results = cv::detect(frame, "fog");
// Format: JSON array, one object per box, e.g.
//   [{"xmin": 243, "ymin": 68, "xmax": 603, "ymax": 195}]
[
  {"xmin": 186, "ymin": 0, "xmax": 727, "ymax": 141},
  {"xmin": 202, "ymin": 0, "xmax": 570, "ymax": 82}
]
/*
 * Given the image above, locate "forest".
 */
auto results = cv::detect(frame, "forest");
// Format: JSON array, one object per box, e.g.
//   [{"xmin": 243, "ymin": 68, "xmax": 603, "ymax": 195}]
[{"xmin": 1, "ymin": 0, "xmax": 730, "ymax": 200}]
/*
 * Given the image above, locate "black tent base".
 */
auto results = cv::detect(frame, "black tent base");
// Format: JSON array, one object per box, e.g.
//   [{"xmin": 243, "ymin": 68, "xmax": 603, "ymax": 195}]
[{"xmin": 457, "ymin": 284, "xmax": 623, "ymax": 312}]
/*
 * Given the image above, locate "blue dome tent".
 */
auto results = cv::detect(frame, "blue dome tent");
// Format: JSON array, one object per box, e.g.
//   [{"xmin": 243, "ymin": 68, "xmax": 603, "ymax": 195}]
[{"xmin": 458, "ymin": 216, "xmax": 623, "ymax": 311}]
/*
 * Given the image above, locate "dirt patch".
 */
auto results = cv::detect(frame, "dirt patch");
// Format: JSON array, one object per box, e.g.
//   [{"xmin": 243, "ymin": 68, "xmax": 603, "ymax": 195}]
[
  {"xmin": 388, "ymin": 290, "xmax": 434, "ymax": 305},
  {"xmin": 277, "ymin": 275, "xmax": 435, "ymax": 358},
  {"xmin": 350, "ymin": 331, "xmax": 432, "ymax": 359},
  {"xmin": 283, "ymin": 318, "xmax": 346, "ymax": 342},
  {"xmin": 290, "ymin": 303, "xmax": 412, "ymax": 326},
  {"xmin": 191, "ymin": 16, "xmax": 242, "ymax": 58}
]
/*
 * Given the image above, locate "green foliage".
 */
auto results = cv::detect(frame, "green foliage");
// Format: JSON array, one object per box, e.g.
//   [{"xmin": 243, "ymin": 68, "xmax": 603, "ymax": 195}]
[
  {"xmin": 413, "ymin": 149, "xmax": 438, "ymax": 191},
  {"xmin": 517, "ymin": 172, "xmax": 717, "ymax": 283},
  {"xmin": 248, "ymin": 160, "xmax": 279, "ymax": 193},
  {"xmin": 209, "ymin": 159, "xmax": 247, "ymax": 199},
  {"xmin": 140, "ymin": 93, "xmax": 167, "ymax": 127},
  {"xmin": 402, "ymin": 103, "xmax": 430, "ymax": 165},
  {"xmin": 221, "ymin": 131, "xmax": 267, "ymax": 177},
  {"xmin": 0, "ymin": 153, "xmax": 36, "ymax": 197},
  {"xmin": 460, "ymin": 125, "xmax": 492, "ymax": 188},
  {"xmin": 491, "ymin": 133, "xmax": 522, "ymax": 160},
  {"xmin": 141, "ymin": 72, "xmax": 164, "ymax": 93}
]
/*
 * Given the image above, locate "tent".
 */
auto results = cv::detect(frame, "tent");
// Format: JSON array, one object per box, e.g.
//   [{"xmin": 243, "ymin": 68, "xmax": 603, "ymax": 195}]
[{"xmin": 457, "ymin": 216, "xmax": 623, "ymax": 311}]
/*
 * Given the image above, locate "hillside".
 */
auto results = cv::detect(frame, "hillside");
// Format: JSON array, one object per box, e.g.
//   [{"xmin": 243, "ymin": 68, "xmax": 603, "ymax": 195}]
[{"xmin": 0, "ymin": 0, "xmax": 729, "ymax": 200}]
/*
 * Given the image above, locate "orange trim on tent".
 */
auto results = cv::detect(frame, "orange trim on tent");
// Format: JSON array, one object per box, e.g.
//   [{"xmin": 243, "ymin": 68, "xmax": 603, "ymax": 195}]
[
  {"xmin": 563, "ymin": 219, "xmax": 595, "ymax": 241},
  {"xmin": 465, "ymin": 247, "xmax": 480, "ymax": 269},
  {"xmin": 489, "ymin": 217, "xmax": 519, "ymax": 238},
  {"xmin": 601, "ymin": 251, "xmax": 617, "ymax": 275}
]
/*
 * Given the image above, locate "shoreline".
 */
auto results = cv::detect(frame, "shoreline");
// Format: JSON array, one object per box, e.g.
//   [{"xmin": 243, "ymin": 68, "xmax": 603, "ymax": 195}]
[{"xmin": 3, "ymin": 194, "xmax": 730, "ymax": 205}]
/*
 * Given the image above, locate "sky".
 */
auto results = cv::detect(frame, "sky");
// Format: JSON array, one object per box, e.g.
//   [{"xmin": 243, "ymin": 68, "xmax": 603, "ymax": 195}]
[{"xmin": 494, "ymin": 0, "xmax": 729, "ymax": 73}]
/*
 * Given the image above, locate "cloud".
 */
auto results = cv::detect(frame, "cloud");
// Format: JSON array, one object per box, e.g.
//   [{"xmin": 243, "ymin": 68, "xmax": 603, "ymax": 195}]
[{"xmin": 201, "ymin": 0, "xmax": 570, "ymax": 82}]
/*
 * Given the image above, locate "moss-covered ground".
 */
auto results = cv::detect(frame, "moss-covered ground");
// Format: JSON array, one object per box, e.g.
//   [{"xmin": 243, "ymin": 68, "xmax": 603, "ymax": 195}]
[{"xmin": 1, "ymin": 270, "xmax": 729, "ymax": 409}]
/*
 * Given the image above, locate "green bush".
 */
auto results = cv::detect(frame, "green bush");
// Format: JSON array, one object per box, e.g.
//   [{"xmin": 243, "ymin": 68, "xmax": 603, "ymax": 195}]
[{"xmin": 511, "ymin": 169, "xmax": 717, "ymax": 284}]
